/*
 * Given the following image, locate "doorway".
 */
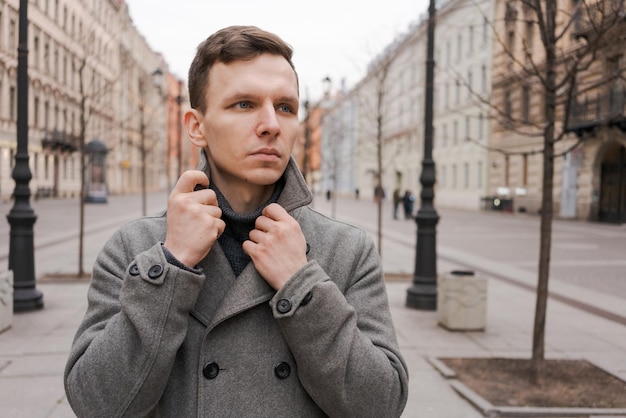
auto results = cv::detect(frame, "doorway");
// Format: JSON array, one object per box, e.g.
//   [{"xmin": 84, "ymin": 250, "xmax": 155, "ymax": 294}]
[{"xmin": 598, "ymin": 143, "xmax": 626, "ymax": 223}]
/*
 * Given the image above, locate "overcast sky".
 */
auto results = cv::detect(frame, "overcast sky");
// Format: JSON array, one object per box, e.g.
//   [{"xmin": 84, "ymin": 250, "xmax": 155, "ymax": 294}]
[{"xmin": 124, "ymin": 0, "xmax": 430, "ymax": 101}]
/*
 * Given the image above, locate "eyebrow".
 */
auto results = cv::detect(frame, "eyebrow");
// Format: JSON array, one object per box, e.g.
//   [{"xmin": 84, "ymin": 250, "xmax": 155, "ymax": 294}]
[{"xmin": 226, "ymin": 93, "xmax": 299, "ymax": 105}]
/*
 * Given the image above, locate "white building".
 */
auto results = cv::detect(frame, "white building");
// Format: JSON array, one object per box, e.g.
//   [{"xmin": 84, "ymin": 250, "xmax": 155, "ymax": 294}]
[{"xmin": 433, "ymin": 0, "xmax": 496, "ymax": 210}]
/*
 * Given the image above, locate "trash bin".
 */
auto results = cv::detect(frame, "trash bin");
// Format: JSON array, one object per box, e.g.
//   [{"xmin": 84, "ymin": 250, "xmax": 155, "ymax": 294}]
[{"xmin": 437, "ymin": 270, "xmax": 487, "ymax": 331}]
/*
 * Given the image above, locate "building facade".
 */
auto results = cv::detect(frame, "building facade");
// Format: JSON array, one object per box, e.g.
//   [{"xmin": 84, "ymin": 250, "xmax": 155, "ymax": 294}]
[
  {"xmin": 320, "ymin": 19, "xmax": 427, "ymax": 202},
  {"xmin": 317, "ymin": 0, "xmax": 625, "ymax": 223},
  {"xmin": 489, "ymin": 0, "xmax": 626, "ymax": 222},
  {"xmin": 0, "ymin": 0, "xmax": 184, "ymax": 202},
  {"xmin": 433, "ymin": 0, "xmax": 495, "ymax": 210}
]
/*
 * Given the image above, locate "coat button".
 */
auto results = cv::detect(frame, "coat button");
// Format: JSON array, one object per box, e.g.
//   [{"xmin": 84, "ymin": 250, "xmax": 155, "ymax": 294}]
[
  {"xmin": 148, "ymin": 264, "xmax": 164, "ymax": 279},
  {"xmin": 129, "ymin": 263, "xmax": 140, "ymax": 276},
  {"xmin": 203, "ymin": 362, "xmax": 219, "ymax": 379},
  {"xmin": 274, "ymin": 362, "xmax": 291, "ymax": 379},
  {"xmin": 276, "ymin": 299, "xmax": 292, "ymax": 314},
  {"xmin": 301, "ymin": 292, "xmax": 313, "ymax": 306}
]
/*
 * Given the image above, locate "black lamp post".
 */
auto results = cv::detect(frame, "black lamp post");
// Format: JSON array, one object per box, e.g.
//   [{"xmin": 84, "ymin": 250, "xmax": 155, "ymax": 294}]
[
  {"xmin": 8, "ymin": 0, "xmax": 44, "ymax": 312},
  {"xmin": 406, "ymin": 0, "xmax": 438, "ymax": 310}
]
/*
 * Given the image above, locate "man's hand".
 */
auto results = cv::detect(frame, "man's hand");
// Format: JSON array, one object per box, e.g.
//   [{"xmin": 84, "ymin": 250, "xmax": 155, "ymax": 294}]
[
  {"xmin": 163, "ymin": 170, "xmax": 225, "ymax": 267},
  {"xmin": 243, "ymin": 203, "xmax": 307, "ymax": 290}
]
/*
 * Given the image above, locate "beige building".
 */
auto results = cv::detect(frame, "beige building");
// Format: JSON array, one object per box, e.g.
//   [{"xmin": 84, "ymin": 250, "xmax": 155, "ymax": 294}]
[
  {"xmin": 489, "ymin": 0, "xmax": 626, "ymax": 223},
  {"xmin": 0, "ymin": 0, "xmax": 171, "ymax": 201}
]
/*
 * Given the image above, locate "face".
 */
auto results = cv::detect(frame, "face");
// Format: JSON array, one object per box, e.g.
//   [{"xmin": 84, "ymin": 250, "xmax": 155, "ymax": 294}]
[{"xmin": 186, "ymin": 53, "xmax": 300, "ymax": 195}]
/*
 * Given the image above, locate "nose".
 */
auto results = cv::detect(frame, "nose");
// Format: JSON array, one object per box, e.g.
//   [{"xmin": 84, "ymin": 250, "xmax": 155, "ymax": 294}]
[{"xmin": 256, "ymin": 103, "xmax": 280, "ymax": 138}]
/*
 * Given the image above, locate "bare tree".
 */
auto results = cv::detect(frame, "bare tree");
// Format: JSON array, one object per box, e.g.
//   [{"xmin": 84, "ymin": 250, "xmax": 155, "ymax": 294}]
[
  {"xmin": 471, "ymin": 0, "xmax": 626, "ymax": 374},
  {"xmin": 75, "ymin": 29, "xmax": 116, "ymax": 278},
  {"xmin": 357, "ymin": 53, "xmax": 401, "ymax": 256}
]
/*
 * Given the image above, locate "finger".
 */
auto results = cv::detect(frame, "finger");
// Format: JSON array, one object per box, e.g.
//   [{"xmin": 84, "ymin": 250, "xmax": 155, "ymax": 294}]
[
  {"xmin": 173, "ymin": 170, "xmax": 209, "ymax": 194},
  {"xmin": 254, "ymin": 215, "xmax": 273, "ymax": 232},
  {"xmin": 261, "ymin": 203, "xmax": 288, "ymax": 220},
  {"xmin": 248, "ymin": 228, "xmax": 266, "ymax": 244},
  {"xmin": 206, "ymin": 204, "xmax": 222, "ymax": 219}
]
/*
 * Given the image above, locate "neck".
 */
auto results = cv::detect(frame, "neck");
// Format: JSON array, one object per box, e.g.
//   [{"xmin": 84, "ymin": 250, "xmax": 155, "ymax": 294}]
[{"xmin": 220, "ymin": 184, "xmax": 275, "ymax": 214}]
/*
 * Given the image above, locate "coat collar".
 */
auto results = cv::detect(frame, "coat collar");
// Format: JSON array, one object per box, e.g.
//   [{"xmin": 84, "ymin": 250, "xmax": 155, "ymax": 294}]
[
  {"xmin": 191, "ymin": 150, "xmax": 312, "ymax": 329},
  {"xmin": 197, "ymin": 149, "xmax": 312, "ymax": 213}
]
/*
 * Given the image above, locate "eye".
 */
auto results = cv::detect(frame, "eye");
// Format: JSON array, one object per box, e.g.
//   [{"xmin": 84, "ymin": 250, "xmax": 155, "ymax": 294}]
[
  {"xmin": 278, "ymin": 104, "xmax": 294, "ymax": 114},
  {"xmin": 236, "ymin": 102, "xmax": 251, "ymax": 109}
]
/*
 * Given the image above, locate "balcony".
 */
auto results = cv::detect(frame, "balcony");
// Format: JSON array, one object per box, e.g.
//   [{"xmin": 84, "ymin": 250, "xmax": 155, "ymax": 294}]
[
  {"xmin": 567, "ymin": 88, "xmax": 626, "ymax": 135},
  {"xmin": 41, "ymin": 130, "xmax": 78, "ymax": 153},
  {"xmin": 572, "ymin": 0, "xmax": 626, "ymax": 40}
]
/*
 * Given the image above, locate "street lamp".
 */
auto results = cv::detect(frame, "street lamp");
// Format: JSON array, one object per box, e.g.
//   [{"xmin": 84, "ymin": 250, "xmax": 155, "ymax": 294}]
[
  {"xmin": 8, "ymin": 0, "xmax": 44, "ymax": 312},
  {"xmin": 406, "ymin": 0, "xmax": 438, "ymax": 311}
]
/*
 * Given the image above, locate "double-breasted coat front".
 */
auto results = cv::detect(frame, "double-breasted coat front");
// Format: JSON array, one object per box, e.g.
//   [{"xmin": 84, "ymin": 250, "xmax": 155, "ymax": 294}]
[{"xmin": 64, "ymin": 159, "xmax": 409, "ymax": 417}]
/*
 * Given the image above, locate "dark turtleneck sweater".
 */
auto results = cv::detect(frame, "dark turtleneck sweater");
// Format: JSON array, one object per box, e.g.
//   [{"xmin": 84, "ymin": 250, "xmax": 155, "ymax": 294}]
[{"xmin": 209, "ymin": 178, "xmax": 285, "ymax": 276}]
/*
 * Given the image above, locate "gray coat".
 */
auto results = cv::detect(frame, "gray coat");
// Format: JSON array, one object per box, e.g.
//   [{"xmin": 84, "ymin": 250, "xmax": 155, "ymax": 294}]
[{"xmin": 64, "ymin": 159, "xmax": 409, "ymax": 417}]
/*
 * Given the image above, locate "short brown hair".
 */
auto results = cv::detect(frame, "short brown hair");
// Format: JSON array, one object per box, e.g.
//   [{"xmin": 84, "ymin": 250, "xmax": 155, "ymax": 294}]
[{"xmin": 188, "ymin": 25, "xmax": 298, "ymax": 112}]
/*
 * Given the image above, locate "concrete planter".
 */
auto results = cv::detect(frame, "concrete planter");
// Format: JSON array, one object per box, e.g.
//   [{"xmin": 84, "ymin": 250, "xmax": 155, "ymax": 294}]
[
  {"xmin": 0, "ymin": 270, "xmax": 12, "ymax": 333},
  {"xmin": 437, "ymin": 270, "xmax": 487, "ymax": 331}
]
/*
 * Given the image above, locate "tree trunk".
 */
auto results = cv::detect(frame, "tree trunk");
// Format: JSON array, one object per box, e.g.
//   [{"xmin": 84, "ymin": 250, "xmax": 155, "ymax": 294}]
[{"xmin": 532, "ymin": 0, "xmax": 558, "ymax": 373}]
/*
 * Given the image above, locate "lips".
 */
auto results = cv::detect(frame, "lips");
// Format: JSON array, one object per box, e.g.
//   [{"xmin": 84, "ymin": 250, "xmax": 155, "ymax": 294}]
[{"xmin": 252, "ymin": 148, "xmax": 281, "ymax": 158}]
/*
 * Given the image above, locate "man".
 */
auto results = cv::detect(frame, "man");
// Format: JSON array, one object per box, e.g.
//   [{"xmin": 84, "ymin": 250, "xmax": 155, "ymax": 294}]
[{"xmin": 65, "ymin": 26, "xmax": 408, "ymax": 417}]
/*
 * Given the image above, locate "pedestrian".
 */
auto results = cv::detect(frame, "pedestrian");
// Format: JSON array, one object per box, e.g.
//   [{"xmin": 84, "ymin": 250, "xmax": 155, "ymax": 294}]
[
  {"xmin": 392, "ymin": 188, "xmax": 401, "ymax": 220},
  {"xmin": 64, "ymin": 25, "xmax": 408, "ymax": 418},
  {"xmin": 403, "ymin": 189, "xmax": 415, "ymax": 219},
  {"xmin": 374, "ymin": 184, "xmax": 386, "ymax": 203}
]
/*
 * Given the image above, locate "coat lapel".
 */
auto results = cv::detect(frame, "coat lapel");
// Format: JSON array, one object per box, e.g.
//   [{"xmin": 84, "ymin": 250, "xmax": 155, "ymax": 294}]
[{"xmin": 190, "ymin": 244, "xmax": 274, "ymax": 332}]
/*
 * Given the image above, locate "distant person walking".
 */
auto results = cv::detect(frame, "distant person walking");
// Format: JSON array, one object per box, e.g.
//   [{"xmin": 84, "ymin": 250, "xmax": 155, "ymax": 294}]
[
  {"xmin": 403, "ymin": 190, "xmax": 415, "ymax": 219},
  {"xmin": 392, "ymin": 188, "xmax": 401, "ymax": 220}
]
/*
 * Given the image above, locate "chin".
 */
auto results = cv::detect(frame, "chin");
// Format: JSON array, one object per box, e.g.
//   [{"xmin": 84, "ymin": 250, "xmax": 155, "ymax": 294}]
[{"xmin": 248, "ymin": 166, "xmax": 285, "ymax": 186}]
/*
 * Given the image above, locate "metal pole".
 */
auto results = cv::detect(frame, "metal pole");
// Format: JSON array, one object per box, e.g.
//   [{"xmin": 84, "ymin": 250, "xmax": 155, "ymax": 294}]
[
  {"xmin": 406, "ymin": 0, "xmax": 438, "ymax": 310},
  {"xmin": 8, "ymin": 0, "xmax": 44, "ymax": 312},
  {"xmin": 177, "ymin": 79, "xmax": 183, "ymax": 178}
]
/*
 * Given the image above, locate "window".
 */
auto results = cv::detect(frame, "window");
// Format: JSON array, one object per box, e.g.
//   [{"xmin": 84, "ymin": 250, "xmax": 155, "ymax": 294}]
[
  {"xmin": 481, "ymin": 65, "xmax": 487, "ymax": 93},
  {"xmin": 507, "ymin": 30, "xmax": 515, "ymax": 53},
  {"xmin": 33, "ymin": 35, "xmax": 40, "ymax": 68},
  {"xmin": 464, "ymin": 163, "xmax": 469, "ymax": 188},
  {"xmin": 525, "ymin": 20, "xmax": 534, "ymax": 55},
  {"xmin": 453, "ymin": 120, "xmax": 458, "ymax": 145},
  {"xmin": 34, "ymin": 96, "xmax": 40, "ymax": 128},
  {"xmin": 10, "ymin": 86, "xmax": 16, "ymax": 121},
  {"xmin": 452, "ymin": 164, "xmax": 457, "ymax": 188},
  {"xmin": 504, "ymin": 88, "xmax": 512, "ymax": 119},
  {"xmin": 483, "ymin": 17, "xmax": 488, "ymax": 45},
  {"xmin": 9, "ymin": 18, "xmax": 16, "ymax": 55},
  {"xmin": 477, "ymin": 161, "xmax": 483, "ymax": 189},
  {"xmin": 468, "ymin": 25, "xmax": 474, "ymax": 55},
  {"xmin": 522, "ymin": 85, "xmax": 531, "ymax": 122}
]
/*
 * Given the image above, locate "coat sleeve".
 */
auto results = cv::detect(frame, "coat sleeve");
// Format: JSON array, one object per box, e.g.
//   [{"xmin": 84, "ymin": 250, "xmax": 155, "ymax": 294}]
[
  {"xmin": 270, "ymin": 228, "xmax": 409, "ymax": 418},
  {"xmin": 63, "ymin": 227, "xmax": 205, "ymax": 418}
]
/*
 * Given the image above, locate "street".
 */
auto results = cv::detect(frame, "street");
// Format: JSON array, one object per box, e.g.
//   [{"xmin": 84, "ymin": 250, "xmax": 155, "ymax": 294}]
[
  {"xmin": 1, "ymin": 191, "xmax": 625, "ymax": 313},
  {"xmin": 312, "ymin": 192, "xmax": 626, "ymax": 299},
  {"xmin": 0, "ymin": 191, "xmax": 625, "ymax": 417}
]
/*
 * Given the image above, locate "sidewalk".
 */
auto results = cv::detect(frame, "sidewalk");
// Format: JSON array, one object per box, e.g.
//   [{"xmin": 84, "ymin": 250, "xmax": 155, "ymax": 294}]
[{"xmin": 0, "ymin": 193, "xmax": 624, "ymax": 417}]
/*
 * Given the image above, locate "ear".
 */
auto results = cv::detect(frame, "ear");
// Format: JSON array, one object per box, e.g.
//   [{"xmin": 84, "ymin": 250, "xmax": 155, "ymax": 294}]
[{"xmin": 184, "ymin": 108, "xmax": 208, "ymax": 148}]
